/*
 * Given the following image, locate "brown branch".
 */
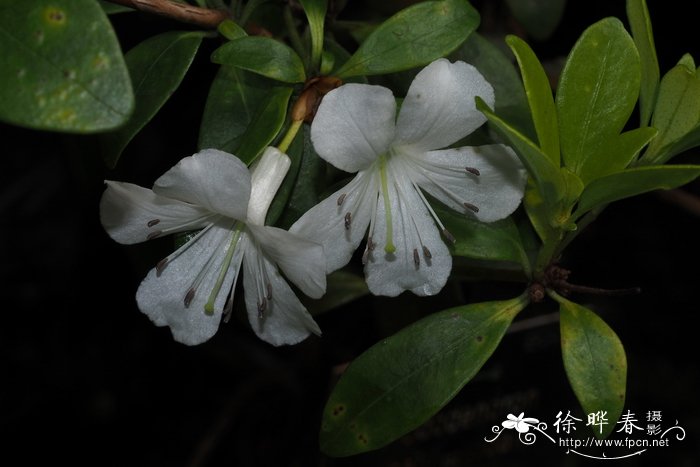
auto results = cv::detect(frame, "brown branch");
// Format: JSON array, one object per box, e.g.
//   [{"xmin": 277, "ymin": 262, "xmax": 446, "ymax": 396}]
[
  {"xmin": 104, "ymin": 0, "xmax": 230, "ymax": 29},
  {"xmin": 657, "ymin": 188, "xmax": 700, "ymax": 217}
]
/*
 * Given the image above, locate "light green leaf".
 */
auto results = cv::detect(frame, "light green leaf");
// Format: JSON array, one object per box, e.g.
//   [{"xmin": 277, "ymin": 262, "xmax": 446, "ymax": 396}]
[
  {"xmin": 198, "ymin": 67, "xmax": 268, "ymax": 153},
  {"xmin": 435, "ymin": 203, "xmax": 528, "ymax": 270},
  {"xmin": 626, "ymin": 0, "xmax": 659, "ymax": 126},
  {"xmin": 558, "ymin": 297, "xmax": 626, "ymax": 439},
  {"xmin": 211, "ymin": 36, "xmax": 306, "ymax": 83},
  {"xmin": 506, "ymin": 35, "xmax": 559, "ymax": 164},
  {"xmin": 579, "ymin": 127, "xmax": 656, "ymax": 182},
  {"xmin": 100, "ymin": 31, "xmax": 203, "ymax": 168},
  {"xmin": 306, "ymin": 270, "xmax": 369, "ymax": 316},
  {"xmin": 453, "ymin": 32, "xmax": 534, "ymax": 141},
  {"xmin": 677, "ymin": 53, "xmax": 696, "ymax": 71},
  {"xmin": 556, "ymin": 18, "xmax": 640, "ymax": 178},
  {"xmin": 335, "ymin": 0, "xmax": 479, "ymax": 78},
  {"xmin": 320, "ymin": 295, "xmax": 529, "ymax": 456},
  {"xmin": 643, "ymin": 64, "xmax": 700, "ymax": 164},
  {"xmin": 217, "ymin": 19, "xmax": 247, "ymax": 40},
  {"xmin": 505, "ymin": 0, "xmax": 566, "ymax": 41},
  {"xmin": 575, "ymin": 165, "xmax": 700, "ymax": 217},
  {"xmin": 0, "ymin": 0, "xmax": 133, "ymax": 132},
  {"xmin": 235, "ymin": 86, "xmax": 293, "ymax": 164},
  {"xmin": 299, "ymin": 0, "xmax": 327, "ymax": 70}
]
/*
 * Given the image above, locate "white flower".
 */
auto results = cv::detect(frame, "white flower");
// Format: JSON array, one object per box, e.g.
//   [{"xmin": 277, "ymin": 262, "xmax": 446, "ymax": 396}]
[
  {"xmin": 100, "ymin": 147, "xmax": 326, "ymax": 346},
  {"xmin": 502, "ymin": 413, "xmax": 540, "ymax": 433},
  {"xmin": 291, "ymin": 59, "xmax": 527, "ymax": 297}
]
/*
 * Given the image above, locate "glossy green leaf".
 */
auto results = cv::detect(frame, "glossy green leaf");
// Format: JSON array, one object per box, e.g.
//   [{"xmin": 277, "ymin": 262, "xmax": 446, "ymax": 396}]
[
  {"xmin": 559, "ymin": 297, "xmax": 626, "ymax": 439},
  {"xmin": 320, "ymin": 295, "xmax": 529, "ymax": 456},
  {"xmin": 335, "ymin": 0, "xmax": 479, "ymax": 78},
  {"xmin": 556, "ymin": 18, "xmax": 640, "ymax": 178},
  {"xmin": 579, "ymin": 127, "xmax": 656, "ymax": 183},
  {"xmin": 0, "ymin": 0, "xmax": 133, "ymax": 132},
  {"xmin": 626, "ymin": 0, "xmax": 659, "ymax": 126},
  {"xmin": 299, "ymin": 0, "xmax": 327, "ymax": 70},
  {"xmin": 575, "ymin": 165, "xmax": 700, "ymax": 216},
  {"xmin": 453, "ymin": 33, "xmax": 534, "ymax": 141},
  {"xmin": 98, "ymin": 1, "xmax": 133, "ymax": 14},
  {"xmin": 523, "ymin": 180, "xmax": 551, "ymax": 242},
  {"xmin": 211, "ymin": 36, "xmax": 306, "ymax": 83},
  {"xmin": 235, "ymin": 86, "xmax": 293, "ymax": 164},
  {"xmin": 506, "ymin": 35, "xmax": 559, "ymax": 164},
  {"xmin": 198, "ymin": 67, "xmax": 269, "ymax": 153},
  {"xmin": 505, "ymin": 0, "xmax": 566, "ymax": 41},
  {"xmin": 100, "ymin": 32, "xmax": 203, "ymax": 168},
  {"xmin": 306, "ymin": 270, "xmax": 369, "ymax": 316},
  {"xmin": 643, "ymin": 64, "xmax": 700, "ymax": 164},
  {"xmin": 217, "ymin": 19, "xmax": 247, "ymax": 40},
  {"xmin": 477, "ymin": 97, "xmax": 563, "ymax": 204},
  {"xmin": 435, "ymin": 203, "xmax": 527, "ymax": 269}
]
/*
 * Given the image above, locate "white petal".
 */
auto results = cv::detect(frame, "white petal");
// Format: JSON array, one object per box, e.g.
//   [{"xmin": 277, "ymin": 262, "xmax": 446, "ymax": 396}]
[
  {"xmin": 100, "ymin": 181, "xmax": 213, "ymax": 245},
  {"xmin": 153, "ymin": 149, "xmax": 251, "ymax": 219},
  {"xmin": 364, "ymin": 168, "xmax": 451, "ymax": 297},
  {"xmin": 290, "ymin": 171, "xmax": 376, "ymax": 273},
  {"xmin": 311, "ymin": 84, "xmax": 396, "ymax": 173},
  {"xmin": 247, "ymin": 224, "xmax": 326, "ymax": 299},
  {"xmin": 136, "ymin": 223, "xmax": 242, "ymax": 345},
  {"xmin": 394, "ymin": 59, "xmax": 495, "ymax": 151},
  {"xmin": 247, "ymin": 147, "xmax": 291, "ymax": 225},
  {"xmin": 242, "ymin": 242, "xmax": 321, "ymax": 346},
  {"xmin": 413, "ymin": 144, "xmax": 527, "ymax": 223}
]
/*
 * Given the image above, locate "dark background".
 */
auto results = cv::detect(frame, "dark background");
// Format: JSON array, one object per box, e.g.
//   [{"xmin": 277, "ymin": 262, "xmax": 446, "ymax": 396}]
[{"xmin": 1, "ymin": 1, "xmax": 698, "ymax": 465}]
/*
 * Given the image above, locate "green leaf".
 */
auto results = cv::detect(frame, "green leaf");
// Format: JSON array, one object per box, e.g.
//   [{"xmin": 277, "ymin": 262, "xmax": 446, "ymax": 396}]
[
  {"xmin": 435, "ymin": 203, "xmax": 528, "ymax": 270},
  {"xmin": 320, "ymin": 295, "xmax": 529, "ymax": 456},
  {"xmin": 643, "ymin": 64, "xmax": 700, "ymax": 164},
  {"xmin": 100, "ymin": 32, "xmax": 203, "ymax": 168},
  {"xmin": 574, "ymin": 165, "xmax": 700, "ymax": 217},
  {"xmin": 556, "ymin": 18, "xmax": 640, "ymax": 178},
  {"xmin": 98, "ymin": 1, "xmax": 133, "ymax": 14},
  {"xmin": 299, "ymin": 0, "xmax": 327, "ymax": 70},
  {"xmin": 211, "ymin": 36, "xmax": 306, "ymax": 83},
  {"xmin": 477, "ymin": 97, "xmax": 563, "ymax": 205},
  {"xmin": 558, "ymin": 297, "xmax": 626, "ymax": 439},
  {"xmin": 217, "ymin": 19, "xmax": 247, "ymax": 41},
  {"xmin": 235, "ymin": 86, "xmax": 293, "ymax": 164},
  {"xmin": 626, "ymin": 0, "xmax": 659, "ymax": 126},
  {"xmin": 677, "ymin": 53, "xmax": 696, "ymax": 71},
  {"xmin": 0, "ymin": 0, "xmax": 133, "ymax": 132},
  {"xmin": 306, "ymin": 270, "xmax": 369, "ymax": 316},
  {"xmin": 580, "ymin": 127, "xmax": 656, "ymax": 182},
  {"xmin": 506, "ymin": 35, "xmax": 559, "ymax": 164},
  {"xmin": 335, "ymin": 0, "xmax": 479, "ymax": 78},
  {"xmin": 505, "ymin": 0, "xmax": 566, "ymax": 41},
  {"xmin": 198, "ymin": 67, "xmax": 269, "ymax": 153},
  {"xmin": 453, "ymin": 32, "xmax": 534, "ymax": 141}
]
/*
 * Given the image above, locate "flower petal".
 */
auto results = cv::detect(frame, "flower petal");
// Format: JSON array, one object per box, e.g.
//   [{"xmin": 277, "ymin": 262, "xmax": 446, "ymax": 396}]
[
  {"xmin": 394, "ymin": 59, "xmax": 495, "ymax": 151},
  {"xmin": 100, "ymin": 181, "xmax": 213, "ymax": 244},
  {"xmin": 502, "ymin": 420, "xmax": 517, "ymax": 429},
  {"xmin": 247, "ymin": 224, "xmax": 326, "ymax": 299},
  {"xmin": 153, "ymin": 149, "xmax": 251, "ymax": 219},
  {"xmin": 413, "ymin": 144, "xmax": 527, "ymax": 223},
  {"xmin": 242, "ymin": 242, "xmax": 321, "ymax": 346},
  {"xmin": 364, "ymin": 169, "xmax": 451, "ymax": 297},
  {"xmin": 247, "ymin": 147, "xmax": 291, "ymax": 225},
  {"xmin": 515, "ymin": 422, "xmax": 531, "ymax": 433},
  {"xmin": 311, "ymin": 83, "xmax": 396, "ymax": 172},
  {"xmin": 290, "ymin": 171, "xmax": 376, "ymax": 273},
  {"xmin": 136, "ymin": 222, "xmax": 242, "ymax": 345}
]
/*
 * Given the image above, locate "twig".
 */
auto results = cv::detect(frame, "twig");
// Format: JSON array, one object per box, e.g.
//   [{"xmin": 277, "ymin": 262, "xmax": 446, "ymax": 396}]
[
  {"xmin": 104, "ymin": 0, "xmax": 230, "ymax": 29},
  {"xmin": 657, "ymin": 188, "xmax": 700, "ymax": 217}
]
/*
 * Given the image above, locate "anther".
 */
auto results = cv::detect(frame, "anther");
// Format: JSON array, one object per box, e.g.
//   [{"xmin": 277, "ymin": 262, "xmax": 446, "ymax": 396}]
[
  {"xmin": 337, "ymin": 193, "xmax": 347, "ymax": 206},
  {"xmin": 362, "ymin": 248, "xmax": 369, "ymax": 265},
  {"xmin": 147, "ymin": 219, "xmax": 161, "ymax": 227},
  {"xmin": 413, "ymin": 248, "xmax": 420, "ymax": 268},
  {"xmin": 184, "ymin": 288, "xmax": 196, "ymax": 308},
  {"xmin": 156, "ymin": 258, "xmax": 168, "ymax": 276},
  {"xmin": 266, "ymin": 282, "xmax": 272, "ymax": 300},
  {"xmin": 422, "ymin": 245, "xmax": 432, "ymax": 259},
  {"xmin": 465, "ymin": 167, "xmax": 481, "ymax": 176},
  {"xmin": 463, "ymin": 202, "xmax": 480, "ymax": 213},
  {"xmin": 344, "ymin": 212, "xmax": 352, "ymax": 230},
  {"xmin": 257, "ymin": 298, "xmax": 267, "ymax": 319},
  {"xmin": 146, "ymin": 230, "xmax": 162, "ymax": 240},
  {"xmin": 442, "ymin": 228, "xmax": 456, "ymax": 244},
  {"xmin": 367, "ymin": 236, "xmax": 375, "ymax": 251}
]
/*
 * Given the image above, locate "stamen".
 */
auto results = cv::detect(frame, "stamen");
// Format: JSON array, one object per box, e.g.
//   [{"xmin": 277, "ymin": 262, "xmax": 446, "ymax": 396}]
[
  {"xmin": 266, "ymin": 282, "xmax": 272, "ymax": 300},
  {"xmin": 222, "ymin": 296, "xmax": 234, "ymax": 323},
  {"xmin": 204, "ymin": 226, "xmax": 242, "ymax": 316},
  {"xmin": 156, "ymin": 258, "xmax": 168, "ymax": 276},
  {"xmin": 463, "ymin": 202, "xmax": 480, "ymax": 213},
  {"xmin": 465, "ymin": 167, "xmax": 481, "ymax": 176},
  {"xmin": 337, "ymin": 193, "xmax": 347, "ymax": 206},
  {"xmin": 367, "ymin": 236, "xmax": 375, "ymax": 251},
  {"xmin": 184, "ymin": 288, "xmax": 196, "ymax": 307},
  {"xmin": 378, "ymin": 155, "xmax": 396, "ymax": 254},
  {"xmin": 344, "ymin": 212, "xmax": 352, "ymax": 230},
  {"xmin": 147, "ymin": 219, "xmax": 161, "ymax": 227},
  {"xmin": 413, "ymin": 248, "xmax": 420, "ymax": 268},
  {"xmin": 411, "ymin": 180, "xmax": 449, "ymax": 233},
  {"xmin": 257, "ymin": 298, "xmax": 267, "ymax": 319},
  {"xmin": 362, "ymin": 248, "xmax": 369, "ymax": 265},
  {"xmin": 442, "ymin": 228, "xmax": 456, "ymax": 244},
  {"xmin": 422, "ymin": 245, "xmax": 432, "ymax": 259},
  {"xmin": 147, "ymin": 230, "xmax": 162, "ymax": 240}
]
